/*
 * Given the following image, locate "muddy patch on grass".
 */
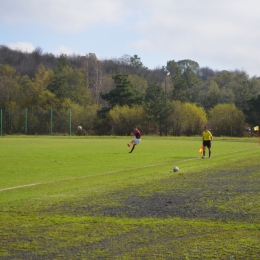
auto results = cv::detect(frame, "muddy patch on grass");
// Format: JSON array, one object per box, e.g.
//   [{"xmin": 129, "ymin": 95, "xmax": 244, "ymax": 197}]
[{"xmin": 46, "ymin": 164, "xmax": 260, "ymax": 222}]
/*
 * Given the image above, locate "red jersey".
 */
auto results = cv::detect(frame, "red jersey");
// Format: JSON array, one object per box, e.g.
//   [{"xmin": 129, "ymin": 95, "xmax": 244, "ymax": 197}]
[{"xmin": 134, "ymin": 129, "xmax": 141, "ymax": 139}]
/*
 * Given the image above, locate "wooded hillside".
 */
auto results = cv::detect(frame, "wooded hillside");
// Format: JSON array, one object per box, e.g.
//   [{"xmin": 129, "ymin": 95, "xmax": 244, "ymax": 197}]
[{"xmin": 1, "ymin": 45, "xmax": 260, "ymax": 136}]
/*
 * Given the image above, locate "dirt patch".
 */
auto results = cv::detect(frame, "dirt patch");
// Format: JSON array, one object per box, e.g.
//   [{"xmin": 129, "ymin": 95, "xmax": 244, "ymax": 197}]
[{"xmin": 53, "ymin": 164, "xmax": 260, "ymax": 222}]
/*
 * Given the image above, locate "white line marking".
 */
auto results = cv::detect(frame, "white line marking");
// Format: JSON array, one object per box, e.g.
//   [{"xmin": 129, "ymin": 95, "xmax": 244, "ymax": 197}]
[
  {"xmin": 0, "ymin": 183, "xmax": 41, "ymax": 192},
  {"xmin": 0, "ymin": 147, "xmax": 258, "ymax": 192}
]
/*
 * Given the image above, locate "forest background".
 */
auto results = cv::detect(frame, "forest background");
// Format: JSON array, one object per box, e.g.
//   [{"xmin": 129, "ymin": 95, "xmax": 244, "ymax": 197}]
[{"xmin": 0, "ymin": 45, "xmax": 260, "ymax": 136}]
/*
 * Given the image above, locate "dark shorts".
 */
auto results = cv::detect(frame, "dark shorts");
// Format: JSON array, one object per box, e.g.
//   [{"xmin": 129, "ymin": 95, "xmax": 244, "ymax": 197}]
[{"xmin": 203, "ymin": 140, "xmax": 211, "ymax": 148}]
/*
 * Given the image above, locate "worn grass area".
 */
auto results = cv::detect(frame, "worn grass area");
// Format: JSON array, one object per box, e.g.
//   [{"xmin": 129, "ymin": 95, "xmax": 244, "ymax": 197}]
[{"xmin": 0, "ymin": 136, "xmax": 260, "ymax": 259}]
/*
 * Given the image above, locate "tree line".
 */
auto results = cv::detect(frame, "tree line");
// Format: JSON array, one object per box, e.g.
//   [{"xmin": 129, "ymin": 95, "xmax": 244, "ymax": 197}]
[{"xmin": 0, "ymin": 45, "xmax": 260, "ymax": 136}]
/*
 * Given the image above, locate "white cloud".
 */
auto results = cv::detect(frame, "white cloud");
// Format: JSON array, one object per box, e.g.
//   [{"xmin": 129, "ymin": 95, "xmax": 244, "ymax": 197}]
[
  {"xmin": 0, "ymin": 0, "xmax": 125, "ymax": 33},
  {"xmin": 7, "ymin": 42, "xmax": 35, "ymax": 53},
  {"xmin": 1, "ymin": 0, "xmax": 260, "ymax": 76},
  {"xmin": 126, "ymin": 0, "xmax": 260, "ymax": 75}
]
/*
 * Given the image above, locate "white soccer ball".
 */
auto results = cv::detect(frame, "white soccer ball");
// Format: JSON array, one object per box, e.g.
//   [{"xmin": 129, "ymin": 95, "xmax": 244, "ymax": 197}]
[
  {"xmin": 173, "ymin": 166, "xmax": 179, "ymax": 172},
  {"xmin": 78, "ymin": 125, "xmax": 82, "ymax": 130}
]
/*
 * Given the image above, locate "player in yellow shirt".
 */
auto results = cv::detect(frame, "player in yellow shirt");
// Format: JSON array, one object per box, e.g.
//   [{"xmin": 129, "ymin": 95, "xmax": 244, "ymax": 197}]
[{"xmin": 202, "ymin": 126, "xmax": 213, "ymax": 158}]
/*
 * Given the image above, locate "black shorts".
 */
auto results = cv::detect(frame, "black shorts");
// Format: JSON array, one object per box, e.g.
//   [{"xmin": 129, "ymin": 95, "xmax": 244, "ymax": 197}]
[{"xmin": 203, "ymin": 140, "xmax": 211, "ymax": 148}]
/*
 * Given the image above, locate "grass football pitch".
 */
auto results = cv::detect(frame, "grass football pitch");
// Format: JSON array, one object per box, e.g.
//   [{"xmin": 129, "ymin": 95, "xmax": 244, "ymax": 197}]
[{"xmin": 0, "ymin": 136, "xmax": 260, "ymax": 259}]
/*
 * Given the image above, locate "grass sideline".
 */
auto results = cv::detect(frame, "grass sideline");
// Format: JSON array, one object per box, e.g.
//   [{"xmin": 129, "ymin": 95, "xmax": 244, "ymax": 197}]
[{"xmin": 0, "ymin": 136, "xmax": 260, "ymax": 259}]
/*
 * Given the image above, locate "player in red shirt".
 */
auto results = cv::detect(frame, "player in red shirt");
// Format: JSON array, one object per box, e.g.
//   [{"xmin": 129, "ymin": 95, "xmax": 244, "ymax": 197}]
[{"xmin": 127, "ymin": 126, "xmax": 141, "ymax": 153}]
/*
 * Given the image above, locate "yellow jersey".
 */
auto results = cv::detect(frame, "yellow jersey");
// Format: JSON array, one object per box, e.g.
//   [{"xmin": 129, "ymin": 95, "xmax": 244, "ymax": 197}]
[{"xmin": 202, "ymin": 130, "xmax": 213, "ymax": 141}]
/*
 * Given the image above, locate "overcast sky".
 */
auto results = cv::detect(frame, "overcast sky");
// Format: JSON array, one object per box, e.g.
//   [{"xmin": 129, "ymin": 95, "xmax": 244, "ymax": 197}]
[{"xmin": 1, "ymin": 0, "xmax": 260, "ymax": 77}]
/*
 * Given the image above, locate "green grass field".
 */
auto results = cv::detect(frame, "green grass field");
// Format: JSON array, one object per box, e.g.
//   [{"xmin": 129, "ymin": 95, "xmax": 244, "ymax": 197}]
[{"xmin": 0, "ymin": 136, "xmax": 260, "ymax": 259}]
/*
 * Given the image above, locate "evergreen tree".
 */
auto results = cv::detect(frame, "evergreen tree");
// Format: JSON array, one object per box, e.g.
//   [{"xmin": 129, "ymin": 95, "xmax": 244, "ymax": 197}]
[
  {"xmin": 144, "ymin": 80, "xmax": 168, "ymax": 135},
  {"xmin": 244, "ymin": 95, "xmax": 260, "ymax": 126},
  {"xmin": 101, "ymin": 73, "xmax": 143, "ymax": 108}
]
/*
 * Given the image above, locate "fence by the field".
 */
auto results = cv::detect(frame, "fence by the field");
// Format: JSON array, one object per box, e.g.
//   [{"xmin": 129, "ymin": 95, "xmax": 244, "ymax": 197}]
[{"xmin": 0, "ymin": 109, "xmax": 74, "ymax": 135}]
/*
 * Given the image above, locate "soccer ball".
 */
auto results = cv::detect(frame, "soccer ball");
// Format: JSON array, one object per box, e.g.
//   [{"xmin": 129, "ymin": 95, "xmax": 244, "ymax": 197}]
[
  {"xmin": 78, "ymin": 125, "xmax": 82, "ymax": 130},
  {"xmin": 173, "ymin": 166, "xmax": 179, "ymax": 172}
]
